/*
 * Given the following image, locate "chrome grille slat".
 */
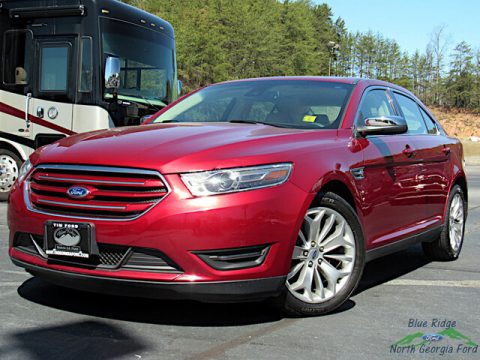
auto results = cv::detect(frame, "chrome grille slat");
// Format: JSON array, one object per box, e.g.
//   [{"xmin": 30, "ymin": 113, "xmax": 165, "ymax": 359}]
[
  {"xmin": 37, "ymin": 199, "xmax": 127, "ymax": 210},
  {"xmin": 38, "ymin": 175, "xmax": 146, "ymax": 186},
  {"xmin": 25, "ymin": 165, "xmax": 170, "ymax": 221}
]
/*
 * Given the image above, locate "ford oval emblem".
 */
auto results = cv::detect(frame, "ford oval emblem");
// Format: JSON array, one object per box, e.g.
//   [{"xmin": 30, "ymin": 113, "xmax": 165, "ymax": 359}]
[
  {"xmin": 422, "ymin": 333, "xmax": 443, "ymax": 342},
  {"xmin": 67, "ymin": 186, "xmax": 90, "ymax": 199}
]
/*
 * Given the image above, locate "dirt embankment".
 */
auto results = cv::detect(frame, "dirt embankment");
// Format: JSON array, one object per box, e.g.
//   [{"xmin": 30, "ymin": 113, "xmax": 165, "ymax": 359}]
[
  {"xmin": 431, "ymin": 107, "xmax": 480, "ymax": 139},
  {"xmin": 430, "ymin": 107, "xmax": 480, "ymax": 160}
]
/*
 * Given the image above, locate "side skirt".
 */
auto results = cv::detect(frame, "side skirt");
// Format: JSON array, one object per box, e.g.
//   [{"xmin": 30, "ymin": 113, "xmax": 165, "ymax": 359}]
[{"xmin": 365, "ymin": 225, "xmax": 443, "ymax": 262}]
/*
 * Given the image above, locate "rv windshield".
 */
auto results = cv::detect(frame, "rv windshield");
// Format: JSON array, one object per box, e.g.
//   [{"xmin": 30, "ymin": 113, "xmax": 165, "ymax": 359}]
[{"xmin": 101, "ymin": 18, "xmax": 176, "ymax": 107}]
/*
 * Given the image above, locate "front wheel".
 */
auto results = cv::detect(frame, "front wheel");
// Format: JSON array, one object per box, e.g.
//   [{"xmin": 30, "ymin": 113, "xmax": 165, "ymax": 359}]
[
  {"xmin": 0, "ymin": 149, "xmax": 22, "ymax": 201},
  {"xmin": 279, "ymin": 192, "xmax": 365, "ymax": 316}
]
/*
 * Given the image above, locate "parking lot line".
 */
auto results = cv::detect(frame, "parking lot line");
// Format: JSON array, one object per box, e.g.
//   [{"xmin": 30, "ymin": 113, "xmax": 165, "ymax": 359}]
[
  {"xmin": 385, "ymin": 279, "xmax": 480, "ymax": 288},
  {"xmin": 0, "ymin": 282, "xmax": 24, "ymax": 287}
]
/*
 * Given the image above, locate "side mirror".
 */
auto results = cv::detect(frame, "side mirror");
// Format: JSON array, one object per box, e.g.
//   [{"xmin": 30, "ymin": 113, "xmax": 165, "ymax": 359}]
[
  {"xmin": 178, "ymin": 80, "xmax": 183, "ymax": 94},
  {"xmin": 356, "ymin": 116, "xmax": 408, "ymax": 136},
  {"xmin": 105, "ymin": 56, "xmax": 121, "ymax": 89}
]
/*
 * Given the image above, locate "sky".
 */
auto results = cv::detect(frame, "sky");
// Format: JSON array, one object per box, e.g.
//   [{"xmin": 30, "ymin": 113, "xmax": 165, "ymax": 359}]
[{"xmin": 320, "ymin": 0, "xmax": 480, "ymax": 55}]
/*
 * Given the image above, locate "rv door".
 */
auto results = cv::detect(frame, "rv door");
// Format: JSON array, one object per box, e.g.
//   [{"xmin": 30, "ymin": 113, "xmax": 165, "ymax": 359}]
[
  {"xmin": 1, "ymin": 30, "xmax": 34, "ymax": 141},
  {"xmin": 30, "ymin": 38, "xmax": 76, "ymax": 146}
]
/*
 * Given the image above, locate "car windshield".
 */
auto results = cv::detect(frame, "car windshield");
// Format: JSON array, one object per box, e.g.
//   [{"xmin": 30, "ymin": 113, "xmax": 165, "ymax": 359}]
[
  {"xmin": 101, "ymin": 18, "xmax": 177, "ymax": 107},
  {"xmin": 153, "ymin": 80, "xmax": 354, "ymax": 129}
]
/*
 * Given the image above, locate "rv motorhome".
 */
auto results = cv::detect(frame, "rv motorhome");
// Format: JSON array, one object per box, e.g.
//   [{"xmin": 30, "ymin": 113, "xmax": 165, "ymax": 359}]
[{"xmin": 0, "ymin": 0, "xmax": 178, "ymax": 200}]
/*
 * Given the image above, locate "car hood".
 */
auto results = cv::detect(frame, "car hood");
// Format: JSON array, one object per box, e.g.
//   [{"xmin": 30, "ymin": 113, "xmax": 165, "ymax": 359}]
[{"xmin": 33, "ymin": 123, "xmax": 337, "ymax": 173}]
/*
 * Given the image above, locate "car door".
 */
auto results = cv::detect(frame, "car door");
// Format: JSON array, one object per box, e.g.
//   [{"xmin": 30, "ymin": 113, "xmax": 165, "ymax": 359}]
[
  {"xmin": 356, "ymin": 88, "xmax": 425, "ymax": 247},
  {"xmin": 393, "ymin": 95, "xmax": 450, "ymax": 224}
]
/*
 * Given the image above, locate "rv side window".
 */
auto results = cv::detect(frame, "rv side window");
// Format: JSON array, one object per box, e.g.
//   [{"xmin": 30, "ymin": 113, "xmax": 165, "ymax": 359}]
[
  {"xmin": 2, "ymin": 30, "xmax": 33, "ymax": 87},
  {"xmin": 79, "ymin": 37, "xmax": 93, "ymax": 92},
  {"xmin": 39, "ymin": 45, "xmax": 70, "ymax": 92}
]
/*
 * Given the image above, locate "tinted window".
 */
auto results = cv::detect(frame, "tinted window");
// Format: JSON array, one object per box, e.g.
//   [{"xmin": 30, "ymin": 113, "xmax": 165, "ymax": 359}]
[
  {"xmin": 101, "ymin": 17, "xmax": 177, "ymax": 106},
  {"xmin": 419, "ymin": 107, "xmax": 439, "ymax": 135},
  {"xmin": 246, "ymin": 101, "xmax": 276, "ymax": 121},
  {"xmin": 394, "ymin": 93, "xmax": 427, "ymax": 135},
  {"xmin": 3, "ymin": 30, "xmax": 33, "ymax": 88},
  {"xmin": 40, "ymin": 46, "xmax": 69, "ymax": 92},
  {"xmin": 153, "ymin": 81, "xmax": 354, "ymax": 130},
  {"xmin": 358, "ymin": 90, "xmax": 395, "ymax": 121},
  {"xmin": 79, "ymin": 37, "xmax": 93, "ymax": 92}
]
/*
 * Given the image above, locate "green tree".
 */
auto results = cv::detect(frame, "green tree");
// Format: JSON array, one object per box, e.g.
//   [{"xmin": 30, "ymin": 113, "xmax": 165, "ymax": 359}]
[
  {"xmin": 446, "ymin": 41, "xmax": 475, "ymax": 108},
  {"xmin": 121, "ymin": 1, "xmax": 480, "ymax": 111}
]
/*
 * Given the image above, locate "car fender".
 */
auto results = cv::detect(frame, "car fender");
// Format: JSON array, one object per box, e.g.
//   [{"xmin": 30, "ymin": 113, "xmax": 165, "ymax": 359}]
[{"xmin": 443, "ymin": 168, "xmax": 468, "ymax": 221}]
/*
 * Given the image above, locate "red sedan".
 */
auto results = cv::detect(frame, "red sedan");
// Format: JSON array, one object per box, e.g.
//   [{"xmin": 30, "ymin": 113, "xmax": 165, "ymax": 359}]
[{"xmin": 8, "ymin": 77, "xmax": 467, "ymax": 316}]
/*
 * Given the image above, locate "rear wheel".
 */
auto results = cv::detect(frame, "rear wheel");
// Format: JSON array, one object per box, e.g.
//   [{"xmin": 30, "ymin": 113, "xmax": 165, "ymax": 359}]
[
  {"xmin": 0, "ymin": 149, "xmax": 22, "ymax": 201},
  {"xmin": 423, "ymin": 185, "xmax": 466, "ymax": 261},
  {"xmin": 279, "ymin": 192, "xmax": 365, "ymax": 316}
]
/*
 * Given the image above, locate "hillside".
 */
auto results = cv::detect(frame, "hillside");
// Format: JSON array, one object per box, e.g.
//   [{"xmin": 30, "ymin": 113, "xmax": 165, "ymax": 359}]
[
  {"xmin": 431, "ymin": 107, "xmax": 480, "ymax": 159},
  {"xmin": 431, "ymin": 107, "xmax": 480, "ymax": 139}
]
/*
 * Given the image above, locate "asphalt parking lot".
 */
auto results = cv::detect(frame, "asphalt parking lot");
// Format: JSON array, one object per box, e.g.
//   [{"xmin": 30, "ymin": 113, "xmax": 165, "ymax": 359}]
[{"xmin": 1, "ymin": 167, "xmax": 479, "ymax": 360}]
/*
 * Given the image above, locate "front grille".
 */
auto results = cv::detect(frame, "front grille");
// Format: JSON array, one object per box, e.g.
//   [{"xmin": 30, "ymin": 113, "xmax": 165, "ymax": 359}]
[
  {"xmin": 123, "ymin": 248, "xmax": 182, "ymax": 272},
  {"xmin": 13, "ymin": 233, "xmax": 38, "ymax": 256},
  {"xmin": 99, "ymin": 245, "xmax": 128, "ymax": 266},
  {"xmin": 27, "ymin": 164, "xmax": 169, "ymax": 220},
  {"xmin": 13, "ymin": 233, "xmax": 182, "ymax": 273}
]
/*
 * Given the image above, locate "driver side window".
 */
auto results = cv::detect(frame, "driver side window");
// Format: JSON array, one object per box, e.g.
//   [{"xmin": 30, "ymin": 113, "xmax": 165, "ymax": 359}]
[{"xmin": 358, "ymin": 90, "xmax": 395, "ymax": 123}]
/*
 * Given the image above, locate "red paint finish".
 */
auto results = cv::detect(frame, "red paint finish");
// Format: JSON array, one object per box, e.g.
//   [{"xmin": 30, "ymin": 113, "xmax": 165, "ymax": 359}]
[{"xmin": 7, "ymin": 77, "xmax": 466, "ymax": 299}]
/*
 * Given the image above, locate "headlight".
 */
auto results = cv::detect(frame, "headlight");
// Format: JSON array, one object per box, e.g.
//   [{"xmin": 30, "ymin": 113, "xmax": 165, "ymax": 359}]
[
  {"xmin": 181, "ymin": 163, "xmax": 292, "ymax": 196},
  {"xmin": 17, "ymin": 159, "xmax": 33, "ymax": 184}
]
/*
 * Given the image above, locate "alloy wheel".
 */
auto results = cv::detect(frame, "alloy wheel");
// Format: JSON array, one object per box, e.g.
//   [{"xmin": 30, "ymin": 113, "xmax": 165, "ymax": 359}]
[
  {"xmin": 286, "ymin": 207, "xmax": 356, "ymax": 304},
  {"xmin": 449, "ymin": 193, "xmax": 464, "ymax": 253}
]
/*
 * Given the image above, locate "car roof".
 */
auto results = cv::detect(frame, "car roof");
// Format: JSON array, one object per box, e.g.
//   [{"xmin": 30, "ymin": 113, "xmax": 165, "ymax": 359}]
[
  {"xmin": 217, "ymin": 76, "xmax": 361, "ymax": 85},
  {"xmin": 213, "ymin": 76, "xmax": 417, "ymax": 100}
]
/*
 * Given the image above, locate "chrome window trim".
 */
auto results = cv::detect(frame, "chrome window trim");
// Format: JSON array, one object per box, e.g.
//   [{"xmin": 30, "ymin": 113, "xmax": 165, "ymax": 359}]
[
  {"xmin": 417, "ymin": 105, "xmax": 442, "ymax": 136},
  {"xmin": 24, "ymin": 164, "xmax": 171, "ymax": 222}
]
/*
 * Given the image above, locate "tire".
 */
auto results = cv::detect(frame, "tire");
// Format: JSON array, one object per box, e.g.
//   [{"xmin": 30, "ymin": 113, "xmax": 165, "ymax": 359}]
[
  {"xmin": 277, "ymin": 192, "xmax": 365, "ymax": 316},
  {"xmin": 422, "ymin": 185, "xmax": 466, "ymax": 261},
  {"xmin": 0, "ymin": 149, "xmax": 23, "ymax": 201}
]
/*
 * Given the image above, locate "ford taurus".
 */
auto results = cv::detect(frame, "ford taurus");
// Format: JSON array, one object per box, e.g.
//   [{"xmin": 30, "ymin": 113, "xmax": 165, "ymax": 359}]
[{"xmin": 8, "ymin": 77, "xmax": 467, "ymax": 316}]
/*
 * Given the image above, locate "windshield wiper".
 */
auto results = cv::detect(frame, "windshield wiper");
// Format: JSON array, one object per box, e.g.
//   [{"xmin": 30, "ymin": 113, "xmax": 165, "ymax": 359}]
[
  {"xmin": 135, "ymin": 95, "xmax": 162, "ymax": 111},
  {"xmin": 228, "ymin": 120, "xmax": 288, "ymax": 128}
]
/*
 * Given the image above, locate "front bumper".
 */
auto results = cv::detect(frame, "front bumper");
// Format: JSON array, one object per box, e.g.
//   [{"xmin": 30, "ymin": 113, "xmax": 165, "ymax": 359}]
[
  {"xmin": 8, "ymin": 174, "xmax": 312, "ymax": 300},
  {"xmin": 12, "ymin": 258, "xmax": 286, "ymax": 302}
]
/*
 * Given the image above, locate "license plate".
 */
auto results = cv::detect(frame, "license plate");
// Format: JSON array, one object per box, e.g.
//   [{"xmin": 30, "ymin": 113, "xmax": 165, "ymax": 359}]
[{"xmin": 44, "ymin": 221, "xmax": 95, "ymax": 259}]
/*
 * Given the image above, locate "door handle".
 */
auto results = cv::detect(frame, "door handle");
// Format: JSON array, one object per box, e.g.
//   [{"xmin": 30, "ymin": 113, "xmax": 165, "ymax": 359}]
[
  {"xmin": 24, "ymin": 92, "xmax": 32, "ymax": 132},
  {"xmin": 402, "ymin": 145, "xmax": 416, "ymax": 158},
  {"xmin": 442, "ymin": 146, "xmax": 451, "ymax": 155}
]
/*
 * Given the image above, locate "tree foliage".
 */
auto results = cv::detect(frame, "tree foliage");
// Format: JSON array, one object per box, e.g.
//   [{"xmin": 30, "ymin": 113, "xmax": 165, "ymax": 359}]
[{"xmin": 123, "ymin": 0, "xmax": 480, "ymax": 110}]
